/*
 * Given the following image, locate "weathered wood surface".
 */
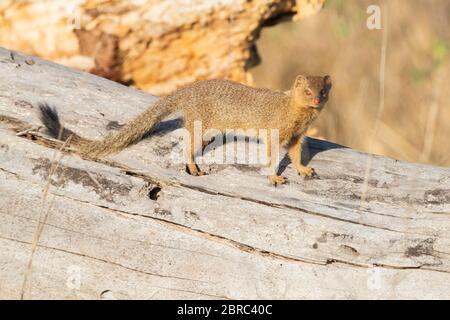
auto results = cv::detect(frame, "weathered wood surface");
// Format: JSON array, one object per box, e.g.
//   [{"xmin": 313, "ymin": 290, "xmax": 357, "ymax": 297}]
[
  {"xmin": 0, "ymin": 0, "xmax": 325, "ymax": 95},
  {"xmin": 0, "ymin": 48, "xmax": 449, "ymax": 299}
]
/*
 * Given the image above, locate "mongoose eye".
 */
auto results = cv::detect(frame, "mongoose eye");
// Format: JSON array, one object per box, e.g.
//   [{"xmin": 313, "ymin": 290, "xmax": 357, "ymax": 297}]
[
  {"xmin": 320, "ymin": 89, "xmax": 326, "ymax": 96},
  {"xmin": 305, "ymin": 90, "xmax": 312, "ymax": 96}
]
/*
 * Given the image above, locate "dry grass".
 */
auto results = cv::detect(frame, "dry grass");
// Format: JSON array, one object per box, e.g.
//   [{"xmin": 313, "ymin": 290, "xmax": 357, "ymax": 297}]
[
  {"xmin": 251, "ymin": 0, "xmax": 450, "ymax": 167},
  {"xmin": 20, "ymin": 134, "xmax": 72, "ymax": 300}
]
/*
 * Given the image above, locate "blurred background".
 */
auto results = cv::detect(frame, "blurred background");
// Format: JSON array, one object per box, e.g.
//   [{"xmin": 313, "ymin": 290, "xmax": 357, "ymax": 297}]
[
  {"xmin": 1, "ymin": 0, "xmax": 449, "ymax": 167},
  {"xmin": 252, "ymin": 0, "xmax": 450, "ymax": 167}
]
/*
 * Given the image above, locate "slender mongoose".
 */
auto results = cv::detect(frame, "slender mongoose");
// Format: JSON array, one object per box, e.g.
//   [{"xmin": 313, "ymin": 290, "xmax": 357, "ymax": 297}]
[{"xmin": 38, "ymin": 75, "xmax": 332, "ymax": 185}]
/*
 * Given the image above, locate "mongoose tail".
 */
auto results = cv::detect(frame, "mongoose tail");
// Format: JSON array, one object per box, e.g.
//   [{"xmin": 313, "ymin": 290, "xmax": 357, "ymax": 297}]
[{"xmin": 38, "ymin": 99, "xmax": 174, "ymax": 157}]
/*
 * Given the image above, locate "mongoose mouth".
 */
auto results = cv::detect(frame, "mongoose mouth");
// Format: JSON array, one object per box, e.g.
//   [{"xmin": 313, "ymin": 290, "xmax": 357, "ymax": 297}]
[{"xmin": 308, "ymin": 104, "xmax": 324, "ymax": 109}]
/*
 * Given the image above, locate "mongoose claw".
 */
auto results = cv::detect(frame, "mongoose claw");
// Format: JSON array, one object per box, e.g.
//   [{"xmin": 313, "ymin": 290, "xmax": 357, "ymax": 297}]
[
  {"xmin": 298, "ymin": 166, "xmax": 316, "ymax": 178},
  {"xmin": 269, "ymin": 175, "xmax": 287, "ymax": 186}
]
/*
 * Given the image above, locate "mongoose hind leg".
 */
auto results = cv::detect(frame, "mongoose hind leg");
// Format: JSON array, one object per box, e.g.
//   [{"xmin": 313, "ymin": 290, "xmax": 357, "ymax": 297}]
[{"xmin": 185, "ymin": 123, "xmax": 207, "ymax": 176}]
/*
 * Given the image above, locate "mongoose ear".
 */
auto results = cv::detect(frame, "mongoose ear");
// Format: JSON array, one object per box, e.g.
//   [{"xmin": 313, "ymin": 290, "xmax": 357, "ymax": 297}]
[
  {"xmin": 324, "ymin": 75, "xmax": 332, "ymax": 89},
  {"xmin": 294, "ymin": 75, "xmax": 308, "ymax": 88}
]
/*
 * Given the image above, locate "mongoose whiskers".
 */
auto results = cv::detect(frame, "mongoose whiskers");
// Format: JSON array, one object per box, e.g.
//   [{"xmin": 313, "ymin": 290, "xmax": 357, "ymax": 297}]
[{"xmin": 38, "ymin": 75, "xmax": 332, "ymax": 185}]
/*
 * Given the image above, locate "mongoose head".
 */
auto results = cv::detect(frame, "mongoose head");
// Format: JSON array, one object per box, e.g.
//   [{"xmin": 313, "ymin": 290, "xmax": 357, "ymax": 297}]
[{"xmin": 292, "ymin": 75, "xmax": 332, "ymax": 108}]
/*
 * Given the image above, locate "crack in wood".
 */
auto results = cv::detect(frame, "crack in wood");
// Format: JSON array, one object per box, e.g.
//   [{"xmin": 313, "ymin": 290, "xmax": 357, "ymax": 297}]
[{"xmin": 0, "ymin": 234, "xmax": 216, "ymax": 285}]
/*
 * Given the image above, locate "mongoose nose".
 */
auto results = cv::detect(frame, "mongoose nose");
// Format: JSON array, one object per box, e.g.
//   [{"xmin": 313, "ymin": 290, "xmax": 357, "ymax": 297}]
[{"xmin": 314, "ymin": 97, "xmax": 320, "ymax": 105}]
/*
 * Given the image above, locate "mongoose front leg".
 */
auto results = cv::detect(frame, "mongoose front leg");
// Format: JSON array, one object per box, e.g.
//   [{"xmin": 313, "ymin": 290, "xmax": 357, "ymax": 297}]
[
  {"xmin": 266, "ymin": 136, "xmax": 287, "ymax": 186},
  {"xmin": 288, "ymin": 135, "xmax": 315, "ymax": 178}
]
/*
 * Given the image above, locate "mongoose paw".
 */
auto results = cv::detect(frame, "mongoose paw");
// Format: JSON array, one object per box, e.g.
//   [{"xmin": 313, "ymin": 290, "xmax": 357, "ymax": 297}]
[
  {"xmin": 298, "ymin": 166, "xmax": 316, "ymax": 178},
  {"xmin": 190, "ymin": 170, "xmax": 208, "ymax": 176},
  {"xmin": 269, "ymin": 175, "xmax": 287, "ymax": 186},
  {"xmin": 186, "ymin": 164, "xmax": 207, "ymax": 176}
]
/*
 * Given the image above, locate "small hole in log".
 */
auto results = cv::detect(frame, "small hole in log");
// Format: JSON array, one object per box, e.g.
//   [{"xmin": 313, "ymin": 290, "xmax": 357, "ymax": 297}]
[{"xmin": 148, "ymin": 186, "xmax": 162, "ymax": 200}]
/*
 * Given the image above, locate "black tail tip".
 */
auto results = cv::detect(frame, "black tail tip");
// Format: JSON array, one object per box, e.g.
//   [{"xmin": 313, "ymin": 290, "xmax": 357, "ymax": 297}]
[{"xmin": 37, "ymin": 102, "xmax": 61, "ymax": 138}]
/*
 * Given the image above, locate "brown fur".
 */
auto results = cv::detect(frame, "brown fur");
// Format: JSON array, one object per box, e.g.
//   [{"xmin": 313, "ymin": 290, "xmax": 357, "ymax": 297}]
[{"xmin": 38, "ymin": 75, "xmax": 332, "ymax": 185}]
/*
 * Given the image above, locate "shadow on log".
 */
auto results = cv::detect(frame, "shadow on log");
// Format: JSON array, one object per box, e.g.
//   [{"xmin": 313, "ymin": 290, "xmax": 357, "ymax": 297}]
[{"xmin": 0, "ymin": 48, "xmax": 449, "ymax": 299}]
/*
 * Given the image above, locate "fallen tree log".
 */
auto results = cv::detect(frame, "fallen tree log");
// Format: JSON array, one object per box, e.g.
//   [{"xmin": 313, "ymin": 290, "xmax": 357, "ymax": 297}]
[{"xmin": 0, "ymin": 48, "xmax": 449, "ymax": 299}]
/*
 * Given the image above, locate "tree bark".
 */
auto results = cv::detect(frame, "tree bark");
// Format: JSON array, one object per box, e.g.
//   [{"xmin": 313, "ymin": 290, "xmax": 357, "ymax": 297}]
[{"xmin": 0, "ymin": 48, "xmax": 449, "ymax": 299}]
